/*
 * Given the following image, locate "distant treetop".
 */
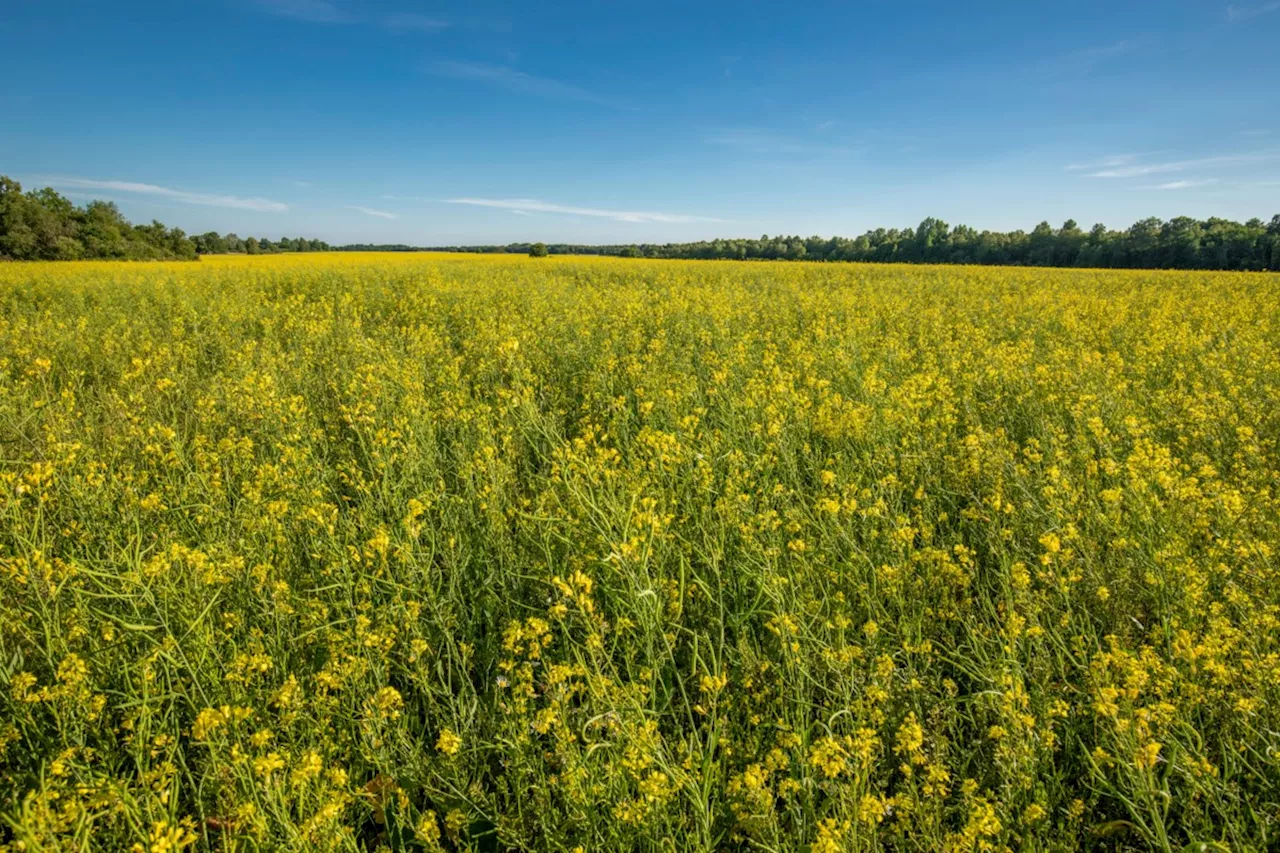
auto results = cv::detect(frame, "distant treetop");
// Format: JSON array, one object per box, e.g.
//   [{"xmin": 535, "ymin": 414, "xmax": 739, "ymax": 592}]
[
  {"xmin": 5, "ymin": 175, "xmax": 1277, "ymax": 271},
  {"xmin": 417, "ymin": 216, "xmax": 1280, "ymax": 271},
  {"xmin": 0, "ymin": 175, "xmax": 331, "ymax": 261}
]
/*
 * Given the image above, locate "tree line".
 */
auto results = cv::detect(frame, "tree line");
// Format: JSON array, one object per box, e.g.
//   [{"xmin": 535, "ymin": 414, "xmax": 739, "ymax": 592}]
[
  {"xmin": 5, "ymin": 175, "xmax": 1278, "ymax": 270},
  {"xmin": 428, "ymin": 214, "xmax": 1280, "ymax": 271},
  {"xmin": 0, "ymin": 176, "xmax": 331, "ymax": 261},
  {"xmin": 192, "ymin": 232, "xmax": 333, "ymax": 255}
]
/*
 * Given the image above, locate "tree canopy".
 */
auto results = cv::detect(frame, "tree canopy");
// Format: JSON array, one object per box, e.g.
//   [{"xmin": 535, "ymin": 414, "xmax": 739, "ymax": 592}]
[
  {"xmin": 6, "ymin": 175, "xmax": 1276, "ymax": 271},
  {"xmin": 421, "ymin": 215, "xmax": 1280, "ymax": 271},
  {"xmin": 0, "ymin": 176, "xmax": 331, "ymax": 261}
]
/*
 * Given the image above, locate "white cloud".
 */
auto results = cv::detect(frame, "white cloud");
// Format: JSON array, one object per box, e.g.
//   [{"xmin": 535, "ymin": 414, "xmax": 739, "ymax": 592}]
[
  {"xmin": 257, "ymin": 0, "xmax": 350, "ymax": 23},
  {"xmin": 44, "ymin": 177, "xmax": 288, "ymax": 212},
  {"xmin": 708, "ymin": 129, "xmax": 813, "ymax": 156},
  {"xmin": 426, "ymin": 60, "xmax": 611, "ymax": 105},
  {"xmin": 259, "ymin": 2, "xmax": 452, "ymax": 32},
  {"xmin": 1074, "ymin": 41, "xmax": 1133, "ymax": 59},
  {"xmin": 447, "ymin": 198, "xmax": 726, "ymax": 224},
  {"xmin": 1140, "ymin": 179, "xmax": 1219, "ymax": 190},
  {"xmin": 60, "ymin": 191, "xmax": 176, "ymax": 210},
  {"xmin": 706, "ymin": 127, "xmax": 859, "ymax": 158},
  {"xmin": 380, "ymin": 194, "xmax": 431, "ymax": 202},
  {"xmin": 1066, "ymin": 153, "xmax": 1144, "ymax": 171},
  {"xmin": 1083, "ymin": 152, "xmax": 1280, "ymax": 178},
  {"xmin": 1228, "ymin": 2, "xmax": 1280, "ymax": 21},
  {"xmin": 383, "ymin": 13, "xmax": 449, "ymax": 32},
  {"xmin": 1038, "ymin": 41, "xmax": 1137, "ymax": 77},
  {"xmin": 293, "ymin": 180, "xmax": 313, "ymax": 188},
  {"xmin": 348, "ymin": 206, "xmax": 397, "ymax": 220}
]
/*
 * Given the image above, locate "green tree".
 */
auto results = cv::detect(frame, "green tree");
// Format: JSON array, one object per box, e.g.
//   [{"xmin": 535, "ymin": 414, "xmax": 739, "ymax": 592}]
[
  {"xmin": 1057, "ymin": 220, "xmax": 1085, "ymax": 266},
  {"xmin": 0, "ymin": 177, "xmax": 39, "ymax": 259},
  {"xmin": 914, "ymin": 217, "xmax": 950, "ymax": 262},
  {"xmin": 1028, "ymin": 221, "xmax": 1056, "ymax": 266},
  {"xmin": 529, "ymin": 242, "xmax": 548, "ymax": 257},
  {"xmin": 80, "ymin": 201, "xmax": 130, "ymax": 258}
]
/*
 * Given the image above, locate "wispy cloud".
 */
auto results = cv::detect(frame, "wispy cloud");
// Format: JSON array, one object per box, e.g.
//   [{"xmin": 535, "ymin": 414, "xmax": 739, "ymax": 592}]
[
  {"xmin": 383, "ymin": 13, "xmax": 449, "ymax": 32},
  {"xmin": 258, "ymin": 2, "xmax": 453, "ymax": 31},
  {"xmin": 43, "ymin": 177, "xmax": 288, "ymax": 212},
  {"xmin": 1081, "ymin": 152, "xmax": 1280, "ymax": 178},
  {"xmin": 447, "ymin": 198, "xmax": 726, "ymax": 224},
  {"xmin": 1067, "ymin": 153, "xmax": 1145, "ymax": 171},
  {"xmin": 60, "ymin": 191, "xmax": 179, "ymax": 210},
  {"xmin": 1039, "ymin": 40, "xmax": 1137, "ymax": 77},
  {"xmin": 256, "ymin": 0, "xmax": 351, "ymax": 24},
  {"xmin": 705, "ymin": 127, "xmax": 860, "ymax": 158},
  {"xmin": 1074, "ymin": 41, "xmax": 1134, "ymax": 60},
  {"xmin": 1228, "ymin": 2, "xmax": 1280, "ymax": 21},
  {"xmin": 1140, "ymin": 179, "xmax": 1219, "ymax": 190},
  {"xmin": 380, "ymin": 194, "xmax": 432, "ymax": 202},
  {"xmin": 293, "ymin": 180, "xmax": 313, "ymax": 188},
  {"xmin": 425, "ymin": 60, "xmax": 612, "ymax": 105},
  {"xmin": 348, "ymin": 206, "xmax": 397, "ymax": 220},
  {"xmin": 707, "ymin": 129, "xmax": 812, "ymax": 156}
]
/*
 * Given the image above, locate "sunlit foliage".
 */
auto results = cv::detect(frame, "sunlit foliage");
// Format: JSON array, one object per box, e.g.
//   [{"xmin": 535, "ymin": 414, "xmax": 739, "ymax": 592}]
[{"xmin": 1, "ymin": 253, "xmax": 1278, "ymax": 851}]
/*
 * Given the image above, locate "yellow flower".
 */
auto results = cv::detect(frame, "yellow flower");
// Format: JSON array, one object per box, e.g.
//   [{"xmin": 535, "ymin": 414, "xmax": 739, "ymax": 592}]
[
  {"xmin": 416, "ymin": 811, "xmax": 444, "ymax": 849},
  {"xmin": 10, "ymin": 672, "xmax": 38, "ymax": 702},
  {"xmin": 894, "ymin": 713, "xmax": 926, "ymax": 764},
  {"xmin": 700, "ymin": 672, "xmax": 728, "ymax": 695},
  {"xmin": 57, "ymin": 654, "xmax": 88, "ymax": 685},
  {"xmin": 131, "ymin": 820, "xmax": 196, "ymax": 853},
  {"xmin": 809, "ymin": 737, "xmax": 848, "ymax": 779},
  {"xmin": 1135, "ymin": 741, "xmax": 1163, "ymax": 770},
  {"xmin": 814, "ymin": 817, "xmax": 850, "ymax": 853},
  {"xmin": 858, "ymin": 793, "xmax": 889, "ymax": 826},
  {"xmin": 291, "ymin": 751, "xmax": 324, "ymax": 785},
  {"xmin": 372, "ymin": 686, "xmax": 404, "ymax": 717},
  {"xmin": 436, "ymin": 728, "xmax": 462, "ymax": 756},
  {"xmin": 192, "ymin": 705, "xmax": 252, "ymax": 740},
  {"xmin": 254, "ymin": 751, "xmax": 286, "ymax": 778}
]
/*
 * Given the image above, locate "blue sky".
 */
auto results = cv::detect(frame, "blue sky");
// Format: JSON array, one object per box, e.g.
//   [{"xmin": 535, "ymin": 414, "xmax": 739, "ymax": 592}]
[{"xmin": 2, "ymin": 0, "xmax": 1278, "ymax": 244}]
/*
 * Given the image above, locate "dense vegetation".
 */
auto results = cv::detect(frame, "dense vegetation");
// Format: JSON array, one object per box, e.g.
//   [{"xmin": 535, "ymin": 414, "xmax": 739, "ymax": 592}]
[
  {"xmin": 0, "ymin": 177, "xmax": 198, "ymax": 261},
  {"xmin": 192, "ymin": 232, "xmax": 333, "ymax": 257},
  {"xmin": 6, "ymin": 175, "xmax": 1276, "ymax": 271},
  {"xmin": 3, "ymin": 253, "xmax": 1279, "ymax": 852},
  {"xmin": 426, "ymin": 214, "xmax": 1280, "ymax": 270},
  {"xmin": 0, "ymin": 177, "xmax": 331, "ymax": 261}
]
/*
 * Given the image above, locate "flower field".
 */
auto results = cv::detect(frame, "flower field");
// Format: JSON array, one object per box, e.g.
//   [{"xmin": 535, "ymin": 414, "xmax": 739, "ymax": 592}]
[{"xmin": 2, "ymin": 253, "xmax": 1279, "ymax": 851}]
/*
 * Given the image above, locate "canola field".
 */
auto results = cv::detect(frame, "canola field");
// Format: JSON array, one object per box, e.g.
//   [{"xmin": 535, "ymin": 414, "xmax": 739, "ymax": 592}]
[{"xmin": 2, "ymin": 253, "xmax": 1279, "ymax": 852}]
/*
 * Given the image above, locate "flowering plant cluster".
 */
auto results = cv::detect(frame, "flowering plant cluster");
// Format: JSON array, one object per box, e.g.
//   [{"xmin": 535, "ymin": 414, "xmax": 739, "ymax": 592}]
[{"xmin": 1, "ymin": 253, "xmax": 1278, "ymax": 851}]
